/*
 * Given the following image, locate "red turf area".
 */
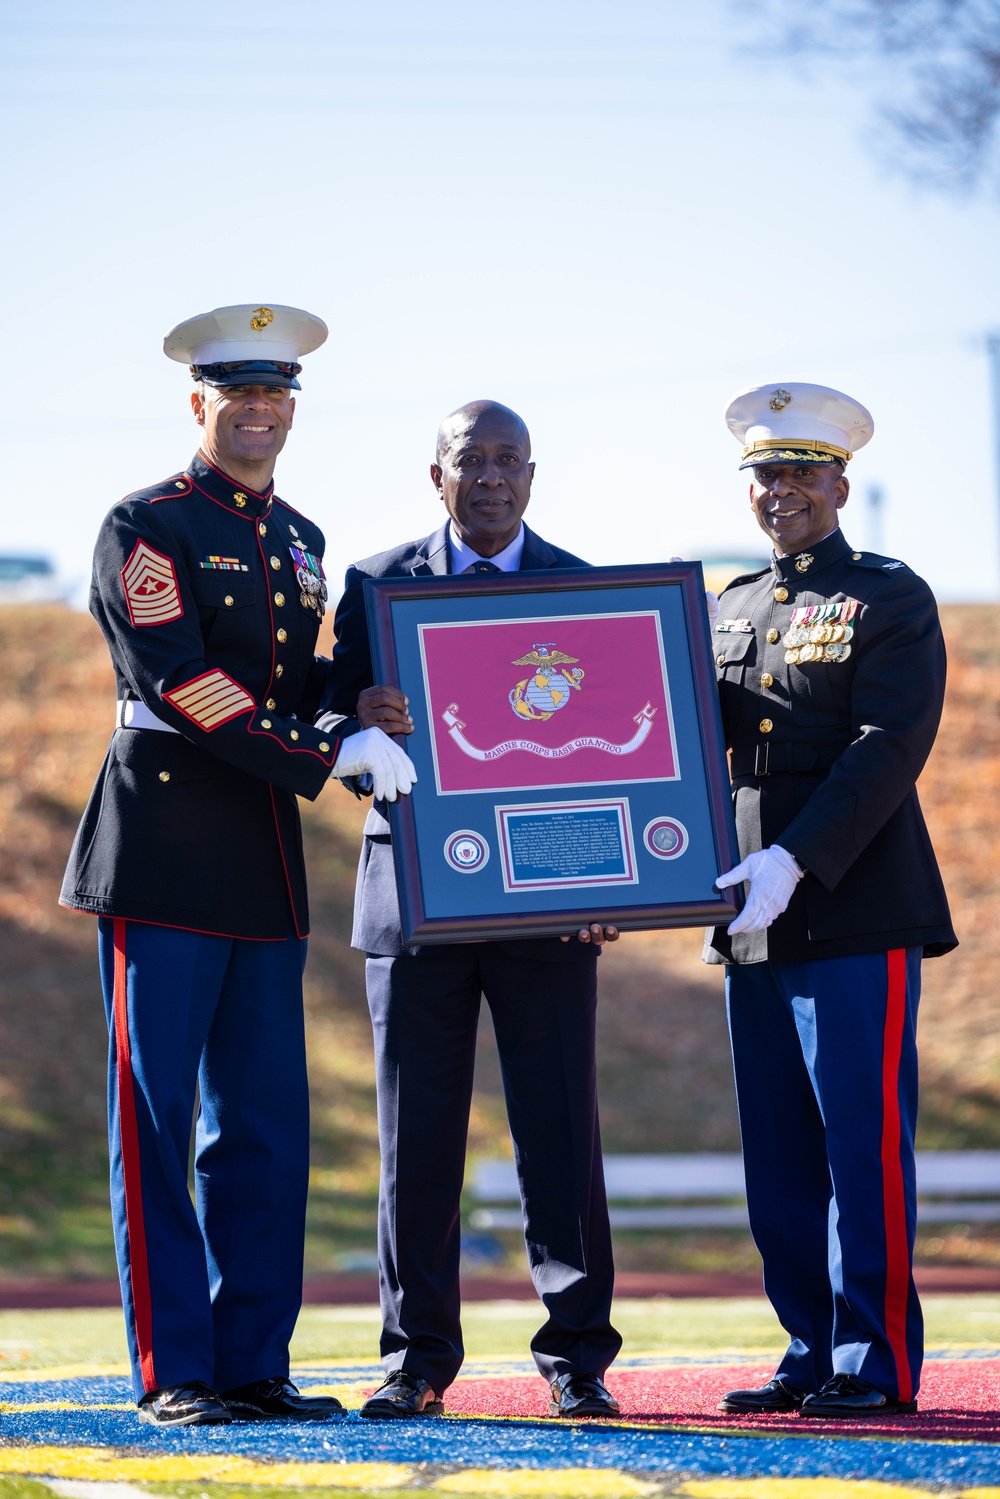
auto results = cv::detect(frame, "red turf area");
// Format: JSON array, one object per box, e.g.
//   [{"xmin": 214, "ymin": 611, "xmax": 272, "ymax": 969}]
[{"xmin": 442, "ymin": 1360, "xmax": 1000, "ymax": 1441}]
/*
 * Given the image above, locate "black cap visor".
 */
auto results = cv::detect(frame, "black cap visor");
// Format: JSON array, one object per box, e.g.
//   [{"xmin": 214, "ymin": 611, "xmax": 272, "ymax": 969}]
[{"xmin": 193, "ymin": 359, "xmax": 303, "ymax": 390}]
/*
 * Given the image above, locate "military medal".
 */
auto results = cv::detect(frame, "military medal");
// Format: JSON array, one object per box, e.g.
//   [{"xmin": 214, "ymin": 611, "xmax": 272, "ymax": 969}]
[
  {"xmin": 289, "ymin": 546, "xmax": 328, "ymax": 618},
  {"xmin": 781, "ymin": 598, "xmax": 859, "ymax": 666}
]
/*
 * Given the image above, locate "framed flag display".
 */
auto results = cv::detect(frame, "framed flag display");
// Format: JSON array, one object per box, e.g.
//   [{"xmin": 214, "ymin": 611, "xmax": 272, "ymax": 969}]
[{"xmin": 365, "ymin": 562, "xmax": 740, "ymax": 944}]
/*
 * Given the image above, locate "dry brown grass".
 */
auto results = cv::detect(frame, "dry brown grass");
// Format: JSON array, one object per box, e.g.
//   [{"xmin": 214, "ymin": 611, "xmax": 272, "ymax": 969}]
[{"xmin": 0, "ymin": 602, "xmax": 996, "ymax": 1275}]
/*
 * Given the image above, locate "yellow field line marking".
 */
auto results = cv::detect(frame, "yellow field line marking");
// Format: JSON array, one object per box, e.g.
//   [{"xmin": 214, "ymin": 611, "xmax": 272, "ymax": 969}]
[
  {"xmin": 0, "ymin": 1365, "xmax": 131, "ymax": 1384},
  {"xmin": 0, "ymin": 1448, "xmax": 413, "ymax": 1489},
  {"xmin": 0, "ymin": 1402, "xmax": 130, "ymax": 1412},
  {"xmin": 434, "ymin": 1471, "xmax": 661, "ymax": 1495},
  {"xmin": 679, "ymin": 1483, "xmax": 970, "ymax": 1499}
]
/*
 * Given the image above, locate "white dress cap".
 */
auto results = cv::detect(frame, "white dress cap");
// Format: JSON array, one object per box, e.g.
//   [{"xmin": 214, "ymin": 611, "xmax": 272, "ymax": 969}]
[
  {"xmin": 725, "ymin": 382, "xmax": 874, "ymax": 469},
  {"xmin": 163, "ymin": 304, "xmax": 328, "ymax": 367}
]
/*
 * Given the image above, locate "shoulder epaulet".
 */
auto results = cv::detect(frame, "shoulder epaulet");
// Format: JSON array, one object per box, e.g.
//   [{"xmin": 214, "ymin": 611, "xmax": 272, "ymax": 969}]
[
  {"xmin": 720, "ymin": 566, "xmax": 770, "ymax": 596},
  {"xmin": 848, "ymin": 550, "xmax": 911, "ymax": 574},
  {"xmin": 120, "ymin": 472, "xmax": 192, "ymax": 505}
]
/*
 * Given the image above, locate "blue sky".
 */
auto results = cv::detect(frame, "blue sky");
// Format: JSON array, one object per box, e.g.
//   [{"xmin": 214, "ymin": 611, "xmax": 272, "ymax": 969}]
[{"xmin": 2, "ymin": 0, "xmax": 998, "ymax": 600}]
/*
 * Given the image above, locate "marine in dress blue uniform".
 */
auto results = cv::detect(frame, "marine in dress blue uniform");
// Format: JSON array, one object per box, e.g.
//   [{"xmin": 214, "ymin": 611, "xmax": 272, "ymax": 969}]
[
  {"xmin": 60, "ymin": 305, "xmax": 415, "ymax": 1427},
  {"xmin": 315, "ymin": 401, "xmax": 623, "ymax": 1421},
  {"xmin": 705, "ymin": 383, "xmax": 956, "ymax": 1419}
]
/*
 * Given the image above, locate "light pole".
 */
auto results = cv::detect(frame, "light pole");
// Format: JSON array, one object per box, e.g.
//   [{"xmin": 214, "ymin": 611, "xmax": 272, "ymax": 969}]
[
  {"xmin": 988, "ymin": 332, "xmax": 1000, "ymax": 595},
  {"xmin": 867, "ymin": 483, "xmax": 885, "ymax": 556}
]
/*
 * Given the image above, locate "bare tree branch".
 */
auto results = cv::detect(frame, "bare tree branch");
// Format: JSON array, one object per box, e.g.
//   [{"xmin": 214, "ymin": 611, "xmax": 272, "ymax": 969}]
[{"xmin": 739, "ymin": 0, "xmax": 1000, "ymax": 192}]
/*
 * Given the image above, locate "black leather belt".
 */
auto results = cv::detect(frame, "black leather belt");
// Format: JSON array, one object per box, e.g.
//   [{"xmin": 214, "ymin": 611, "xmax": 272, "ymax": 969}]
[{"xmin": 731, "ymin": 740, "xmax": 851, "ymax": 778}]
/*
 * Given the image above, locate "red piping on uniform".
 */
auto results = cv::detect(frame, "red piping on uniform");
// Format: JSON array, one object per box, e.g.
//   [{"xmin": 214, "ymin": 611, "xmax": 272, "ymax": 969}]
[
  {"xmin": 188, "ymin": 479, "xmax": 266, "ymax": 521},
  {"xmin": 195, "ymin": 449, "xmax": 274, "ymax": 501},
  {"xmin": 59, "ymin": 903, "xmax": 285, "ymax": 941},
  {"xmin": 881, "ymin": 947, "xmax": 912, "ymax": 1403},
  {"xmin": 112, "ymin": 919, "xmax": 157, "ymax": 1393}
]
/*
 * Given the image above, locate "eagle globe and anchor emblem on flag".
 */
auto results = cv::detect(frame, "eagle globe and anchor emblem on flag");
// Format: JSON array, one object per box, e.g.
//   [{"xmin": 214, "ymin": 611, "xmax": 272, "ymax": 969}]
[
  {"xmin": 509, "ymin": 643, "xmax": 585, "ymax": 721},
  {"xmin": 439, "ymin": 637, "xmax": 658, "ymax": 764}
]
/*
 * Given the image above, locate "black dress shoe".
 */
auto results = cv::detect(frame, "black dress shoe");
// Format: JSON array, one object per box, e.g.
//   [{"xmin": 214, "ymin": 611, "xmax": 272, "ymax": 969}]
[
  {"xmin": 359, "ymin": 1370, "xmax": 444, "ymax": 1419},
  {"xmin": 221, "ymin": 1376, "xmax": 345, "ymax": 1421},
  {"xmin": 800, "ymin": 1373, "xmax": 917, "ymax": 1417},
  {"xmin": 718, "ymin": 1376, "xmax": 805, "ymax": 1414},
  {"xmin": 137, "ymin": 1382, "xmax": 232, "ymax": 1427},
  {"xmin": 549, "ymin": 1371, "xmax": 620, "ymax": 1418}
]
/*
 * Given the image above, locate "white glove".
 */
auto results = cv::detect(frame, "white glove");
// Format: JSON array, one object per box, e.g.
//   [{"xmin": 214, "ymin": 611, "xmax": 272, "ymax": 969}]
[
  {"xmin": 717, "ymin": 845, "xmax": 803, "ymax": 935},
  {"xmin": 331, "ymin": 726, "xmax": 417, "ymax": 803},
  {"xmin": 669, "ymin": 556, "xmax": 719, "ymax": 630}
]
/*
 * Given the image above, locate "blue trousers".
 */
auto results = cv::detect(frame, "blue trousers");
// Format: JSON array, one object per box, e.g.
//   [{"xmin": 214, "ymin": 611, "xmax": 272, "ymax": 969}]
[
  {"xmin": 726, "ymin": 949, "xmax": 922, "ymax": 1402},
  {"xmin": 98, "ymin": 918, "xmax": 310, "ymax": 1402},
  {"xmin": 366, "ymin": 943, "xmax": 620, "ymax": 1393}
]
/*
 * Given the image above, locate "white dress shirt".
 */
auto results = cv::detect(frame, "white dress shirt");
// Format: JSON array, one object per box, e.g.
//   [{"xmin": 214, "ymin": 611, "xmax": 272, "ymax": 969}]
[{"xmin": 447, "ymin": 521, "xmax": 525, "ymax": 574}]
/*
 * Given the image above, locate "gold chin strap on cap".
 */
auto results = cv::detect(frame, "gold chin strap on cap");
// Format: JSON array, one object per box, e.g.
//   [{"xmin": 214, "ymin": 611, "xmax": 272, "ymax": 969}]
[{"xmin": 741, "ymin": 439, "xmax": 853, "ymax": 466}]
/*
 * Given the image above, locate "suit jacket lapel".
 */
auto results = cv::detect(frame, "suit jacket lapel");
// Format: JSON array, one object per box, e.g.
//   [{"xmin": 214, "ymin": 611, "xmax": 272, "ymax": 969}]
[
  {"xmin": 410, "ymin": 523, "xmax": 451, "ymax": 576},
  {"xmin": 519, "ymin": 522, "xmax": 558, "ymax": 571}
]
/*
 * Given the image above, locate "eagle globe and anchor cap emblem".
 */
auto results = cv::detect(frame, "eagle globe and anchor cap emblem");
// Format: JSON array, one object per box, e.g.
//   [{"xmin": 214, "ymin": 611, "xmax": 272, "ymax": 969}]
[{"xmin": 509, "ymin": 643, "xmax": 585, "ymax": 721}]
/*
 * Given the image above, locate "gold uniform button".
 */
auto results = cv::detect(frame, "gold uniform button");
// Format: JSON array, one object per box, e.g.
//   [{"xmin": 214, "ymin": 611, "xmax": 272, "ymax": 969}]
[
  {"xmin": 761, "ymin": 671, "xmax": 774, "ymax": 689},
  {"xmin": 270, "ymin": 555, "xmax": 281, "ymax": 570},
  {"xmin": 319, "ymin": 740, "xmax": 330, "ymax": 752},
  {"xmin": 158, "ymin": 771, "xmax": 170, "ymax": 782},
  {"xmin": 766, "ymin": 628, "xmax": 780, "ymax": 644},
  {"xmin": 276, "ymin": 628, "xmax": 287, "ymax": 643},
  {"xmin": 265, "ymin": 698, "xmax": 277, "ymax": 710},
  {"xmin": 760, "ymin": 718, "xmax": 773, "ymax": 733},
  {"xmin": 274, "ymin": 592, "xmax": 285, "ymax": 606},
  {"xmin": 853, "ymin": 551, "xmax": 862, "ymax": 560},
  {"xmin": 224, "ymin": 595, "xmax": 234, "ymax": 607},
  {"xmin": 259, "ymin": 522, "xmax": 267, "ymax": 536},
  {"xmin": 234, "ymin": 492, "xmax": 247, "ymax": 508},
  {"xmin": 774, "ymin": 586, "xmax": 788, "ymax": 603},
  {"xmin": 290, "ymin": 729, "xmax": 299, "ymax": 740},
  {"xmin": 275, "ymin": 663, "xmax": 284, "ymax": 677},
  {"xmin": 261, "ymin": 719, "xmax": 272, "ymax": 729},
  {"xmin": 716, "ymin": 652, "xmax": 725, "ymax": 666}
]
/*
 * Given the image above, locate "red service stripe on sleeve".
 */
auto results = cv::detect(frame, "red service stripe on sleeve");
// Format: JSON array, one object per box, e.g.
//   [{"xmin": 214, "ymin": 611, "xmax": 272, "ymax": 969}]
[
  {"xmin": 165, "ymin": 669, "xmax": 255, "ymax": 730},
  {"xmin": 121, "ymin": 541, "xmax": 184, "ymax": 627}
]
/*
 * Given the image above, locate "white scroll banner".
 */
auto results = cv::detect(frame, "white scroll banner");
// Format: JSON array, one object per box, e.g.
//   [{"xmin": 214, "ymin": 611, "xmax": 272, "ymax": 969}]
[{"xmin": 441, "ymin": 702, "xmax": 656, "ymax": 763}]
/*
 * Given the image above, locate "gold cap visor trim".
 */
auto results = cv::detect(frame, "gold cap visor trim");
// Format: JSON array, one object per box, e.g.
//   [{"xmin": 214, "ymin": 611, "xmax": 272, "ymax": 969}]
[{"xmin": 740, "ymin": 439, "xmax": 852, "ymax": 470}]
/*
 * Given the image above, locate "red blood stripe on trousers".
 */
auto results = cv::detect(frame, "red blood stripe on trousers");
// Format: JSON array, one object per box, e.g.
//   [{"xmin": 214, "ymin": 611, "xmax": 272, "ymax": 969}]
[
  {"xmin": 880, "ymin": 947, "xmax": 912, "ymax": 1403},
  {"xmin": 113, "ymin": 919, "xmax": 157, "ymax": 1393}
]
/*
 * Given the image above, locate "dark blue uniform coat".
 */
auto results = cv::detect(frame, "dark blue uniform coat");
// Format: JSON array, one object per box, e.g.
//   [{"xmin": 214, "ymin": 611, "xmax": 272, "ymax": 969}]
[
  {"xmin": 316, "ymin": 521, "xmax": 621, "ymax": 1394},
  {"xmin": 61, "ymin": 450, "xmax": 341, "ymax": 939},
  {"xmin": 706, "ymin": 527, "xmax": 955, "ymax": 966}
]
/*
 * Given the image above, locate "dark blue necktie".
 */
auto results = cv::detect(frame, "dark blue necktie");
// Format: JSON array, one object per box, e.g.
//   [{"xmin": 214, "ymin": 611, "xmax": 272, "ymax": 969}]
[{"xmin": 463, "ymin": 561, "xmax": 501, "ymax": 574}]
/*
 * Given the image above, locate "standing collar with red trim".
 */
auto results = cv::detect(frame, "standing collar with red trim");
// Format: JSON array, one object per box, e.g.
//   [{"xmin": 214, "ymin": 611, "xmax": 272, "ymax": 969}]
[{"xmin": 186, "ymin": 450, "xmax": 276, "ymax": 519}]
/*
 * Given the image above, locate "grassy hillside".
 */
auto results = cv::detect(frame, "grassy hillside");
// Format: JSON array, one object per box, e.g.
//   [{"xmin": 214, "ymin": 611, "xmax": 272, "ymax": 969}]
[{"xmin": 0, "ymin": 604, "xmax": 996, "ymax": 1279}]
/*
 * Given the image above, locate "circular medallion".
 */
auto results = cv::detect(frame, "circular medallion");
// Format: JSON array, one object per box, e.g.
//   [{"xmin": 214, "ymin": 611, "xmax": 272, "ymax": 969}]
[
  {"xmin": 444, "ymin": 829, "xmax": 490, "ymax": 873},
  {"xmin": 643, "ymin": 817, "xmax": 689, "ymax": 860}
]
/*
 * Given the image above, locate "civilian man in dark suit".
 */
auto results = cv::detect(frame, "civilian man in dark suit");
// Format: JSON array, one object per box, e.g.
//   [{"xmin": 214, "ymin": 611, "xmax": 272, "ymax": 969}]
[
  {"xmin": 706, "ymin": 383, "xmax": 956, "ymax": 1419},
  {"xmin": 317, "ymin": 400, "xmax": 622, "ymax": 1420}
]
